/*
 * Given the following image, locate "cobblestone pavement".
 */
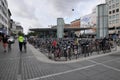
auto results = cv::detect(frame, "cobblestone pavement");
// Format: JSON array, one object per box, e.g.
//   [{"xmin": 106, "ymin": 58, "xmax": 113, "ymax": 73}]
[{"xmin": 0, "ymin": 41, "xmax": 120, "ymax": 80}]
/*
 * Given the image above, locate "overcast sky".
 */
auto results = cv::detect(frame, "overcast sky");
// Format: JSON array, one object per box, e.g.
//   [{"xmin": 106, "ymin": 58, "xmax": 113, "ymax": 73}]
[{"xmin": 8, "ymin": 0, "xmax": 105, "ymax": 34}]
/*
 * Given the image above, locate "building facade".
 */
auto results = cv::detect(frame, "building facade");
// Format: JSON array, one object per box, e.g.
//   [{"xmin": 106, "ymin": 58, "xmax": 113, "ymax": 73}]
[
  {"xmin": 70, "ymin": 19, "xmax": 80, "ymax": 28},
  {"xmin": 16, "ymin": 25, "xmax": 23, "ymax": 34},
  {"xmin": 70, "ymin": 19, "xmax": 80, "ymax": 36},
  {"xmin": 96, "ymin": 4, "xmax": 108, "ymax": 38},
  {"xmin": 106, "ymin": 0, "xmax": 120, "ymax": 34},
  {"xmin": 8, "ymin": 9, "xmax": 12, "ymax": 35},
  {"xmin": 11, "ymin": 21, "xmax": 23, "ymax": 36},
  {"xmin": 91, "ymin": 7, "xmax": 97, "ymax": 27},
  {"xmin": 80, "ymin": 13, "xmax": 96, "ymax": 35},
  {"xmin": 0, "ymin": 0, "xmax": 9, "ymax": 34}
]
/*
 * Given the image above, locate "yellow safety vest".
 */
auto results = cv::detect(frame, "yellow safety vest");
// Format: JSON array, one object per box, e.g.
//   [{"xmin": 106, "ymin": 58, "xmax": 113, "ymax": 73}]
[{"xmin": 18, "ymin": 36, "xmax": 24, "ymax": 42}]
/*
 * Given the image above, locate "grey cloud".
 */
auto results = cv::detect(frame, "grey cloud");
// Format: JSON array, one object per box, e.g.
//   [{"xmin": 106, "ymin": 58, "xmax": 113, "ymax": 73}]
[
  {"xmin": 8, "ymin": 0, "xmax": 104, "ymax": 34},
  {"xmin": 8, "ymin": 0, "xmax": 42, "ymax": 33},
  {"xmin": 8, "ymin": 0, "xmax": 38, "ymax": 20},
  {"xmin": 49, "ymin": 0, "xmax": 90, "ymax": 16}
]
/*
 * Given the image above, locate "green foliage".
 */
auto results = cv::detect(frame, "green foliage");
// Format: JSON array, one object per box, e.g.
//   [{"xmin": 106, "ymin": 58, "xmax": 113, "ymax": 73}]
[
  {"xmin": 27, "ymin": 31, "xmax": 38, "ymax": 37},
  {"xmin": 18, "ymin": 31, "xmax": 24, "ymax": 36}
]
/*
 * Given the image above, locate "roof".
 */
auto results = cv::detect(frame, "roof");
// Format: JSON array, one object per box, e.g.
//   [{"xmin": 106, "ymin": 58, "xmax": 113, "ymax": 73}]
[
  {"xmin": 52, "ymin": 24, "xmax": 71, "ymax": 28},
  {"xmin": 71, "ymin": 19, "xmax": 80, "ymax": 23},
  {"xmin": 16, "ymin": 26, "xmax": 23, "ymax": 29},
  {"xmin": 29, "ymin": 27, "xmax": 92, "ymax": 32}
]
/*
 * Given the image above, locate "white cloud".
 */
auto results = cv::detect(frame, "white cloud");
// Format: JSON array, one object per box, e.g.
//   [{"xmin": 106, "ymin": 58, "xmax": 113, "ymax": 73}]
[{"xmin": 8, "ymin": 0, "xmax": 105, "ymax": 34}]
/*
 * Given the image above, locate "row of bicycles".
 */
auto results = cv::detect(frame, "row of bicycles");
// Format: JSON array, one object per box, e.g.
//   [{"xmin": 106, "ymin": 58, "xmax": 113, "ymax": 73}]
[{"xmin": 28, "ymin": 37, "xmax": 117, "ymax": 61}]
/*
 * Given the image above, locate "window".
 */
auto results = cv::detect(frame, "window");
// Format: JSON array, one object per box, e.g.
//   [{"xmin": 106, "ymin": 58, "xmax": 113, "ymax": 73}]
[
  {"xmin": 116, "ymin": 3, "xmax": 119, "ymax": 7},
  {"xmin": 116, "ymin": 9, "xmax": 119, "ymax": 12},
  {"xmin": 111, "ymin": 20, "xmax": 114, "ymax": 24},
  {"xmin": 109, "ymin": 11, "xmax": 111, "ymax": 14},
  {"xmin": 113, "ymin": 15, "xmax": 116, "ymax": 19},
  {"xmin": 111, "ymin": 0, "xmax": 116, "ymax": 3},
  {"xmin": 109, "ymin": 6, "xmax": 111, "ymax": 9},
  {"xmin": 109, "ymin": 16, "xmax": 111, "ymax": 20},
  {"xmin": 113, "ymin": 20, "xmax": 116, "ymax": 23},
  {"xmin": 113, "ymin": 10, "xmax": 115, "ymax": 13},
  {"xmin": 0, "ymin": 15, "xmax": 1, "ymax": 19},
  {"xmin": 116, "ymin": 19, "xmax": 119, "ymax": 23},
  {"xmin": 116, "ymin": 0, "xmax": 119, "ymax": 3},
  {"xmin": 111, "ymin": 15, "xmax": 114, "ymax": 19},
  {"xmin": 116, "ymin": 14, "xmax": 119, "ymax": 19},
  {"xmin": 109, "ymin": 1, "xmax": 111, "ymax": 4},
  {"xmin": 111, "ymin": 15, "xmax": 115, "ymax": 19},
  {"xmin": 112, "ymin": 0, "xmax": 114, "ymax": 3},
  {"xmin": 112, "ymin": 4, "xmax": 115, "ymax": 8},
  {"xmin": 109, "ymin": 21, "xmax": 112, "ymax": 24}
]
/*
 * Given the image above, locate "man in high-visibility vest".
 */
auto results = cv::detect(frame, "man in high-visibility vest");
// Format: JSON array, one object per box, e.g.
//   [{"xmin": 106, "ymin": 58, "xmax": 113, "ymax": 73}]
[{"xmin": 18, "ymin": 34, "xmax": 24, "ymax": 52}]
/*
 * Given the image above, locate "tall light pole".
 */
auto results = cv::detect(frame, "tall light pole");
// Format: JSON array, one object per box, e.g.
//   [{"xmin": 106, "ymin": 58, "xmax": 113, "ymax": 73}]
[{"xmin": 113, "ymin": 26, "xmax": 117, "ymax": 51}]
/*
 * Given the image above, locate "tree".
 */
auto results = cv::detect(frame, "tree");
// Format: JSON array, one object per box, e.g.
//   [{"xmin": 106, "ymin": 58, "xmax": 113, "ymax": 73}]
[{"xmin": 27, "ymin": 31, "xmax": 38, "ymax": 37}]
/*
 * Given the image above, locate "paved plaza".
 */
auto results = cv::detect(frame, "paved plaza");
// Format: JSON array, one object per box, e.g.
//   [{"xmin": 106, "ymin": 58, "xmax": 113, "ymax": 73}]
[{"xmin": 0, "ymin": 41, "xmax": 120, "ymax": 80}]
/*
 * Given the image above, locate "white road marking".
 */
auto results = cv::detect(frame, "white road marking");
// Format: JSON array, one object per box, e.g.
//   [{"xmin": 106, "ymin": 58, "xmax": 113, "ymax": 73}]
[
  {"xmin": 88, "ymin": 59, "xmax": 120, "ymax": 72},
  {"xmin": 88, "ymin": 57, "xmax": 120, "ymax": 64},
  {"xmin": 101, "ymin": 58, "xmax": 120, "ymax": 64},
  {"xmin": 28, "ymin": 57, "xmax": 120, "ymax": 80},
  {"xmin": 27, "ymin": 44, "xmax": 120, "ymax": 80},
  {"xmin": 28, "ymin": 65, "xmax": 95, "ymax": 80}
]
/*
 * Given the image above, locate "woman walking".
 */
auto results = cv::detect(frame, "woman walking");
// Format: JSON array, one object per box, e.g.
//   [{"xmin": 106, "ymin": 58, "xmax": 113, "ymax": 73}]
[{"xmin": 2, "ymin": 34, "xmax": 8, "ymax": 52}]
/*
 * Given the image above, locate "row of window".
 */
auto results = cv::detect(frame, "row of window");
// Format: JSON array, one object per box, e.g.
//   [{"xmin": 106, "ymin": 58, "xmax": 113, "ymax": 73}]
[
  {"xmin": 109, "ymin": 3, "xmax": 119, "ymax": 9},
  {"xmin": 0, "ymin": 1, "xmax": 7, "ymax": 11},
  {"xmin": 108, "ymin": 0, "xmax": 119, "ymax": 4},
  {"xmin": 109, "ymin": 19, "xmax": 119, "ymax": 24},
  {"xmin": 109, "ymin": 14, "xmax": 119, "ymax": 20},
  {"xmin": 0, "ymin": 1, "xmax": 8, "ymax": 17},
  {"xmin": 0, "ymin": 4, "xmax": 8, "ymax": 19},
  {"xmin": 0, "ymin": 14, "xmax": 8, "ymax": 25},
  {"xmin": 109, "ymin": 8, "xmax": 119, "ymax": 14},
  {"xmin": 4, "ymin": 0, "xmax": 8, "ymax": 7}
]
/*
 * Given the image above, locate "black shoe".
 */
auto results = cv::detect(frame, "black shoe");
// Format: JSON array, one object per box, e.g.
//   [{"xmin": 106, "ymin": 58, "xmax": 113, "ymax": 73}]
[
  {"xmin": 25, "ymin": 50, "xmax": 27, "ymax": 53},
  {"xmin": 20, "ymin": 50, "xmax": 22, "ymax": 52},
  {"xmin": 4, "ymin": 50, "xmax": 7, "ymax": 53}
]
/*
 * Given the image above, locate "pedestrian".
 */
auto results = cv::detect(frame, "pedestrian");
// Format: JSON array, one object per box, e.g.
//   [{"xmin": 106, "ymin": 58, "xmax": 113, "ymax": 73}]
[
  {"xmin": 18, "ymin": 33, "xmax": 24, "ymax": 52},
  {"xmin": 0, "ymin": 33, "xmax": 2, "ymax": 42},
  {"xmin": 52, "ymin": 39, "xmax": 57, "ymax": 53},
  {"xmin": 63, "ymin": 45, "xmax": 67, "ymax": 61},
  {"xmin": 7, "ymin": 36, "xmax": 12, "ymax": 51},
  {"xmin": 2, "ymin": 34, "xmax": 8, "ymax": 52},
  {"xmin": 23, "ymin": 35, "xmax": 27, "ymax": 52},
  {"xmin": 67, "ymin": 44, "xmax": 71, "ymax": 60},
  {"xmin": 73, "ymin": 44, "xmax": 78, "ymax": 59}
]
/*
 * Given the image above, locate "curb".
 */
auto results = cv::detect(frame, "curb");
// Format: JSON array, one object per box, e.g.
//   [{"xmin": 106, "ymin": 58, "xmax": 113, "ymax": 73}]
[{"xmin": 28, "ymin": 44, "xmax": 120, "ymax": 64}]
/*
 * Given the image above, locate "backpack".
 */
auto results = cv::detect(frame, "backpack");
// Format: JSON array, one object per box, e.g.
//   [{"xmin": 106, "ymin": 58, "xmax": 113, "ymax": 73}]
[{"xmin": 23, "ymin": 37, "xmax": 27, "ymax": 43}]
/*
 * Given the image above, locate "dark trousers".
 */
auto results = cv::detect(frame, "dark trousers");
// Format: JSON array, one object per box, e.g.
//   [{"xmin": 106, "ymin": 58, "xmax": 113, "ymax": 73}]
[
  {"xmin": 23, "ymin": 42, "xmax": 27, "ymax": 52},
  {"xmin": 19, "ymin": 42, "xmax": 23, "ymax": 52}
]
